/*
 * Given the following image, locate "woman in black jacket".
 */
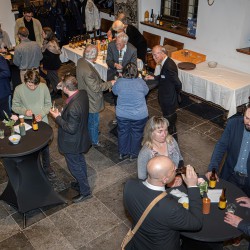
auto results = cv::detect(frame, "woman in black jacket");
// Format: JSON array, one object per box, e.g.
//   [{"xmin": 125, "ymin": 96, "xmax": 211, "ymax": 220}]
[{"xmin": 41, "ymin": 27, "xmax": 61, "ymax": 98}]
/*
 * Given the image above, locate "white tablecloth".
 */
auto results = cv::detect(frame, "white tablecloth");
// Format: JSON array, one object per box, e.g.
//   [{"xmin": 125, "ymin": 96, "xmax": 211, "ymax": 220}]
[
  {"xmin": 155, "ymin": 62, "xmax": 250, "ymax": 118},
  {"xmin": 60, "ymin": 45, "xmax": 143, "ymax": 82},
  {"xmin": 60, "ymin": 45, "xmax": 108, "ymax": 81}
]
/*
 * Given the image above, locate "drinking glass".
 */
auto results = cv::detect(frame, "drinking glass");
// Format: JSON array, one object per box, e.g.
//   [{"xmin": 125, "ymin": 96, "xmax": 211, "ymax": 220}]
[
  {"xmin": 137, "ymin": 60, "xmax": 143, "ymax": 72},
  {"xmin": 226, "ymin": 203, "xmax": 236, "ymax": 214},
  {"xmin": 0, "ymin": 129, "xmax": 4, "ymax": 139}
]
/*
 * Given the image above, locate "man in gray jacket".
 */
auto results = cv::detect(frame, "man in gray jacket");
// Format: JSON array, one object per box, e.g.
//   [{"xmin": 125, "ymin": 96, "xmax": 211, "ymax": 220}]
[
  {"xmin": 106, "ymin": 32, "xmax": 137, "ymax": 81},
  {"xmin": 76, "ymin": 44, "xmax": 115, "ymax": 147}
]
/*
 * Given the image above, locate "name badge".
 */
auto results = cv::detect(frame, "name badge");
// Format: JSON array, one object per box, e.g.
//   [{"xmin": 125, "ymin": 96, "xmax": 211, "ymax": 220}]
[{"xmin": 161, "ymin": 75, "xmax": 165, "ymax": 78}]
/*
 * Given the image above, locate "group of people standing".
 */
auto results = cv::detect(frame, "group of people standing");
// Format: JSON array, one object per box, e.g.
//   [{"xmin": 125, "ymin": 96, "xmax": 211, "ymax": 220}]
[{"xmin": 1, "ymin": 6, "xmax": 249, "ymax": 250}]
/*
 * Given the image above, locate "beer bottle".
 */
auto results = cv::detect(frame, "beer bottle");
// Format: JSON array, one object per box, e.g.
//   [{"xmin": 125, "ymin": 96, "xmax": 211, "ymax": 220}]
[
  {"xmin": 218, "ymin": 188, "xmax": 227, "ymax": 209},
  {"xmin": 32, "ymin": 114, "xmax": 38, "ymax": 131},
  {"xmin": 209, "ymin": 168, "xmax": 217, "ymax": 188},
  {"xmin": 156, "ymin": 12, "xmax": 160, "ymax": 25},
  {"xmin": 144, "ymin": 10, "xmax": 149, "ymax": 22},
  {"xmin": 159, "ymin": 15, "xmax": 163, "ymax": 26}
]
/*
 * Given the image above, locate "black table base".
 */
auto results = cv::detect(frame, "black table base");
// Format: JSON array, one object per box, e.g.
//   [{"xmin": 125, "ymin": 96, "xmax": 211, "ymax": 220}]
[
  {"xmin": 181, "ymin": 236, "xmax": 223, "ymax": 250},
  {"xmin": 0, "ymin": 151, "xmax": 65, "ymax": 213}
]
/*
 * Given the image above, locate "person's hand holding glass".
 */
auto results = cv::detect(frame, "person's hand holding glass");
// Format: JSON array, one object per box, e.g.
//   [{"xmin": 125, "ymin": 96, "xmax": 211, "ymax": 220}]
[{"xmin": 224, "ymin": 196, "xmax": 250, "ymax": 228}]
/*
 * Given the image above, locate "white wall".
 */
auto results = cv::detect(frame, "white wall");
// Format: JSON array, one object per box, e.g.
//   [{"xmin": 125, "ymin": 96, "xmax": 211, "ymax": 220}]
[
  {"xmin": 0, "ymin": 0, "xmax": 16, "ymax": 46},
  {"xmin": 138, "ymin": 0, "xmax": 250, "ymax": 74}
]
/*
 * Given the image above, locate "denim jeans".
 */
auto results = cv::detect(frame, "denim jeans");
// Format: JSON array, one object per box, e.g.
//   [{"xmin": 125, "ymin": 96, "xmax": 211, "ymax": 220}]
[
  {"xmin": 117, "ymin": 116, "xmax": 148, "ymax": 157},
  {"xmin": 88, "ymin": 112, "xmax": 99, "ymax": 145},
  {"xmin": 64, "ymin": 153, "xmax": 91, "ymax": 195}
]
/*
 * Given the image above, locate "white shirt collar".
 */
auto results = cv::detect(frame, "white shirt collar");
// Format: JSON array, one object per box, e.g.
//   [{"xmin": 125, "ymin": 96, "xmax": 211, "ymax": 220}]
[
  {"xmin": 161, "ymin": 55, "xmax": 168, "ymax": 67},
  {"xmin": 143, "ymin": 180, "xmax": 166, "ymax": 191},
  {"xmin": 86, "ymin": 59, "xmax": 95, "ymax": 67}
]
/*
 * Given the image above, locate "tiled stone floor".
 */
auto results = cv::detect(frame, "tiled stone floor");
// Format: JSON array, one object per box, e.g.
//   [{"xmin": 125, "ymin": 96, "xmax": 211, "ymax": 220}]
[{"xmin": 0, "ymin": 63, "xmax": 248, "ymax": 249}]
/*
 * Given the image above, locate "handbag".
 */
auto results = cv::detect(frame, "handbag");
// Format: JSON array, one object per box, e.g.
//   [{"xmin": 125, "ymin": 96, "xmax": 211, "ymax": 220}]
[{"xmin": 121, "ymin": 191, "xmax": 167, "ymax": 250}]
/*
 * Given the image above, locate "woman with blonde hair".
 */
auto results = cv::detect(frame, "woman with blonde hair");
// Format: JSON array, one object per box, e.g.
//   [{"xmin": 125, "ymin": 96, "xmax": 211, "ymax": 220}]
[{"xmin": 137, "ymin": 116, "xmax": 184, "ymax": 180}]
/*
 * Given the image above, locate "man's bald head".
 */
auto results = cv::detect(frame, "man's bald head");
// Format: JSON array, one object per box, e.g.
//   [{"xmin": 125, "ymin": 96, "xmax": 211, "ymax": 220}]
[
  {"xmin": 147, "ymin": 156, "xmax": 176, "ymax": 185},
  {"xmin": 112, "ymin": 20, "xmax": 125, "ymax": 32}
]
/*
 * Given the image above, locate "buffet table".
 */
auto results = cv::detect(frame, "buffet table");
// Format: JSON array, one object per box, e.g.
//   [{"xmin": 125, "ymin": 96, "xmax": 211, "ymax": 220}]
[
  {"xmin": 60, "ymin": 45, "xmax": 109, "ymax": 81},
  {"xmin": 60, "ymin": 45, "xmax": 143, "ymax": 82},
  {"xmin": 155, "ymin": 62, "xmax": 250, "ymax": 118}
]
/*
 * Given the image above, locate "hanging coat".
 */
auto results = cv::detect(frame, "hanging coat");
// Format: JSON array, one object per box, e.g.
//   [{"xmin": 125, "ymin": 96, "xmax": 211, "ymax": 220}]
[{"xmin": 85, "ymin": 0, "xmax": 100, "ymax": 31}]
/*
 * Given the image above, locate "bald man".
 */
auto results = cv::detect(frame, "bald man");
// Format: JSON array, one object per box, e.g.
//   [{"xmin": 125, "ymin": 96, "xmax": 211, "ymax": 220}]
[{"xmin": 123, "ymin": 156, "xmax": 202, "ymax": 250}]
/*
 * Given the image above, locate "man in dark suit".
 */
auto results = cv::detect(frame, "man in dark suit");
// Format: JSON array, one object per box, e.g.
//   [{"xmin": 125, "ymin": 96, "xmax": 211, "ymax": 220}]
[
  {"xmin": 106, "ymin": 32, "xmax": 137, "ymax": 81},
  {"xmin": 206, "ymin": 104, "xmax": 250, "ymax": 196},
  {"xmin": 112, "ymin": 15, "xmax": 147, "ymax": 63},
  {"xmin": 123, "ymin": 156, "xmax": 202, "ymax": 250},
  {"xmin": 145, "ymin": 45, "xmax": 182, "ymax": 141},
  {"xmin": 50, "ymin": 75, "xmax": 92, "ymax": 203},
  {"xmin": 76, "ymin": 44, "xmax": 115, "ymax": 147}
]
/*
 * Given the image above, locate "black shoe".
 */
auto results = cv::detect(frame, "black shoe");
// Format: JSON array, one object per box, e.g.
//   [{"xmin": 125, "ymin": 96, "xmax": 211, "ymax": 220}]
[
  {"xmin": 129, "ymin": 155, "xmax": 137, "ymax": 162},
  {"xmin": 72, "ymin": 193, "xmax": 92, "ymax": 203},
  {"xmin": 71, "ymin": 181, "xmax": 80, "ymax": 192}
]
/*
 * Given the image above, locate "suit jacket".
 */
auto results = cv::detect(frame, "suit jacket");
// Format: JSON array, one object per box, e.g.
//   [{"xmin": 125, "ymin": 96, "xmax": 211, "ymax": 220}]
[
  {"xmin": 55, "ymin": 90, "xmax": 91, "ymax": 154},
  {"xmin": 76, "ymin": 58, "xmax": 112, "ymax": 113},
  {"xmin": 208, "ymin": 116, "xmax": 250, "ymax": 184},
  {"xmin": 0, "ymin": 55, "xmax": 11, "ymax": 100},
  {"xmin": 106, "ymin": 41, "xmax": 137, "ymax": 81},
  {"xmin": 125, "ymin": 25, "xmax": 147, "ymax": 62},
  {"xmin": 124, "ymin": 179, "xmax": 203, "ymax": 250},
  {"xmin": 155, "ymin": 57, "xmax": 182, "ymax": 116},
  {"xmin": 15, "ymin": 17, "xmax": 43, "ymax": 46}
]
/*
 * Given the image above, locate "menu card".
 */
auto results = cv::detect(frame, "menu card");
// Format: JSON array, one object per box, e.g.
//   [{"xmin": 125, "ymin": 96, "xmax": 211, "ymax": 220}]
[
  {"xmin": 207, "ymin": 189, "xmax": 222, "ymax": 203},
  {"xmin": 14, "ymin": 123, "xmax": 32, "ymax": 134}
]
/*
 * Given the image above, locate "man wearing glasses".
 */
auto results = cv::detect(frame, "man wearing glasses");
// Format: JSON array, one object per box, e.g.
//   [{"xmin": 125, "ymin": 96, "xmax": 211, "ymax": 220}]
[
  {"xmin": 12, "ymin": 70, "xmax": 55, "ymax": 180},
  {"xmin": 15, "ymin": 7, "xmax": 43, "ymax": 47}
]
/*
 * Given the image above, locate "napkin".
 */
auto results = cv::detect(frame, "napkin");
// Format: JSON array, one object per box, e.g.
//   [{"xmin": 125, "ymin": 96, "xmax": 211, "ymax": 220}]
[
  {"xmin": 14, "ymin": 123, "xmax": 32, "ymax": 134},
  {"xmin": 170, "ymin": 189, "xmax": 188, "ymax": 198}
]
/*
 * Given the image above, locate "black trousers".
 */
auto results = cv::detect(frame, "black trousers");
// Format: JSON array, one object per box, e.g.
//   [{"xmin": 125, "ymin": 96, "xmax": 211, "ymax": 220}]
[{"xmin": 164, "ymin": 112, "xmax": 178, "ymax": 142}]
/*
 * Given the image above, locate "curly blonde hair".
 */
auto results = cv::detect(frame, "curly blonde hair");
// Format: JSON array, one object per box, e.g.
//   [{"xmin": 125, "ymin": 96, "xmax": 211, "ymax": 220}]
[{"xmin": 142, "ymin": 116, "xmax": 173, "ymax": 149}]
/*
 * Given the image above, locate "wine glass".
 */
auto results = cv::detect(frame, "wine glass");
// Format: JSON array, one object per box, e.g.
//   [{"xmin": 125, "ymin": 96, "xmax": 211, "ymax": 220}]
[{"xmin": 137, "ymin": 60, "xmax": 143, "ymax": 72}]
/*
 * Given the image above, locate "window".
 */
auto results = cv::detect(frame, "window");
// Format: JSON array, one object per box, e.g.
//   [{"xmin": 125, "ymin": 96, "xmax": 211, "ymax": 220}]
[{"xmin": 161, "ymin": 0, "xmax": 199, "ymax": 25}]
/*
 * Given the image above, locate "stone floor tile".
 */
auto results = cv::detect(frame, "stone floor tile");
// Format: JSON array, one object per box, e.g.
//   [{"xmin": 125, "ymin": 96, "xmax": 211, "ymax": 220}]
[
  {"xmin": 88, "ymin": 164, "xmax": 129, "ymax": 193},
  {"xmin": 0, "ymin": 215, "xmax": 20, "ymax": 242},
  {"xmin": 12, "ymin": 209, "xmax": 46, "ymax": 229},
  {"xmin": 24, "ymin": 217, "xmax": 74, "ymax": 250},
  {"xmin": 65, "ymin": 198, "xmax": 121, "ymax": 241},
  {"xmin": 0, "ymin": 232, "xmax": 34, "ymax": 250},
  {"xmin": 80, "ymin": 223, "xmax": 129, "ymax": 250},
  {"xmin": 178, "ymin": 130, "xmax": 217, "ymax": 167},
  {"xmin": 85, "ymin": 147, "xmax": 116, "ymax": 172},
  {"xmin": 50, "ymin": 209, "xmax": 96, "ymax": 249}
]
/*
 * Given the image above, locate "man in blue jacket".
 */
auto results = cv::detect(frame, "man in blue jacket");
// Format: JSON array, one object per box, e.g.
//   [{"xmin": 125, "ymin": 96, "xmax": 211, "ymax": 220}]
[
  {"xmin": 0, "ymin": 55, "xmax": 11, "ymax": 120},
  {"xmin": 206, "ymin": 104, "xmax": 250, "ymax": 196}
]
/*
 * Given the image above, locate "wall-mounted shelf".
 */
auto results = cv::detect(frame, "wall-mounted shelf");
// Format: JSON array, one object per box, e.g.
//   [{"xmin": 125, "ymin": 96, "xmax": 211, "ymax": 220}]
[
  {"xmin": 236, "ymin": 47, "xmax": 250, "ymax": 55},
  {"xmin": 140, "ymin": 21, "xmax": 196, "ymax": 40}
]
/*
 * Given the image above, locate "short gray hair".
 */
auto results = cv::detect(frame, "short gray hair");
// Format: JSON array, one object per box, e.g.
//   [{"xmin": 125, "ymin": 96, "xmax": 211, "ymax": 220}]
[
  {"xmin": 84, "ymin": 44, "xmax": 98, "ymax": 60},
  {"xmin": 153, "ymin": 45, "xmax": 167, "ymax": 55},
  {"xmin": 116, "ymin": 32, "xmax": 128, "ymax": 44},
  {"xmin": 61, "ymin": 75, "xmax": 78, "ymax": 91}
]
